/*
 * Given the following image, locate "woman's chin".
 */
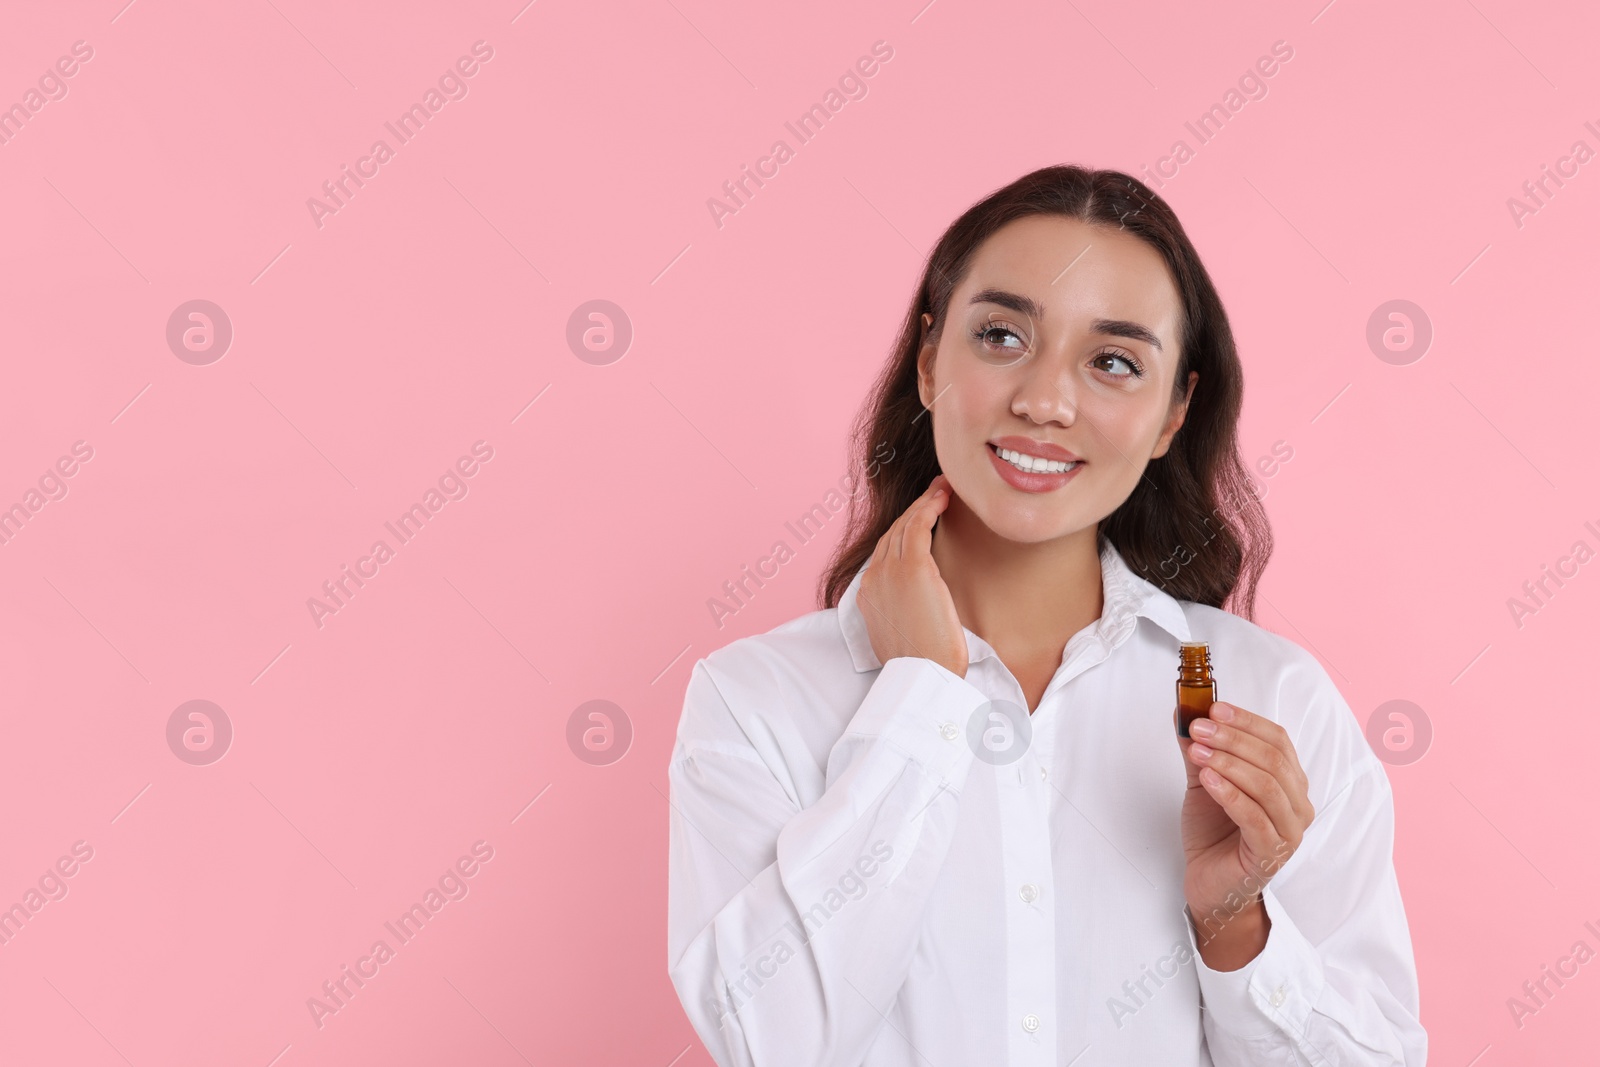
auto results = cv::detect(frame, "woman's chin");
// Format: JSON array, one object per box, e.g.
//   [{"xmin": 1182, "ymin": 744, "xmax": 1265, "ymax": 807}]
[{"xmin": 970, "ymin": 503, "xmax": 1089, "ymax": 545}]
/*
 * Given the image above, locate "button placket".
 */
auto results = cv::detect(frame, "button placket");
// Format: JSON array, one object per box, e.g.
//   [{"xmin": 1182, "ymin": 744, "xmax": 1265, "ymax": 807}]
[{"xmin": 999, "ymin": 721, "xmax": 1057, "ymax": 1065}]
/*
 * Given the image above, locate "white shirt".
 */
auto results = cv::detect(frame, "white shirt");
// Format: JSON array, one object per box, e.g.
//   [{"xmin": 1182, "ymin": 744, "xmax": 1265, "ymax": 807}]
[{"xmin": 667, "ymin": 538, "xmax": 1426, "ymax": 1066}]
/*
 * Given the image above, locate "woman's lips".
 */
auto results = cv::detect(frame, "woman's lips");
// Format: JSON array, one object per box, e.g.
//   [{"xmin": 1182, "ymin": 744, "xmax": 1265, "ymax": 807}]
[{"xmin": 986, "ymin": 442, "xmax": 1084, "ymax": 493}]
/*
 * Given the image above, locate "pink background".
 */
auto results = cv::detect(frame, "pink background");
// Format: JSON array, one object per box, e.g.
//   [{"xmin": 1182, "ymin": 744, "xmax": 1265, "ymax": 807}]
[{"xmin": 1, "ymin": 0, "xmax": 1595, "ymax": 1062}]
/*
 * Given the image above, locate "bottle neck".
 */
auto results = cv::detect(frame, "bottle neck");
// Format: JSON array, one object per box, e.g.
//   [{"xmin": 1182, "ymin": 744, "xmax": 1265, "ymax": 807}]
[{"xmin": 1178, "ymin": 645, "xmax": 1213, "ymax": 685}]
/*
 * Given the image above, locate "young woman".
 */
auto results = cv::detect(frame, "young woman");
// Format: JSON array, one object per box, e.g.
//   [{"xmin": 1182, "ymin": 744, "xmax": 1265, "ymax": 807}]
[{"xmin": 667, "ymin": 165, "xmax": 1425, "ymax": 1065}]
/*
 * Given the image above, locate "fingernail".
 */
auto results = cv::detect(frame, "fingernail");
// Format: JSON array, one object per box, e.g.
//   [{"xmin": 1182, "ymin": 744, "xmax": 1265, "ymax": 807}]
[
  {"xmin": 1211, "ymin": 702, "xmax": 1235, "ymax": 722},
  {"xmin": 1190, "ymin": 742, "xmax": 1213, "ymax": 760},
  {"xmin": 1189, "ymin": 718, "xmax": 1216, "ymax": 738}
]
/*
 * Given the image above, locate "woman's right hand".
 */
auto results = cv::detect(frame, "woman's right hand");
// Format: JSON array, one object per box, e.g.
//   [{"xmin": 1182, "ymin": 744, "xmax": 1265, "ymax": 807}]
[{"xmin": 858, "ymin": 474, "xmax": 968, "ymax": 677}]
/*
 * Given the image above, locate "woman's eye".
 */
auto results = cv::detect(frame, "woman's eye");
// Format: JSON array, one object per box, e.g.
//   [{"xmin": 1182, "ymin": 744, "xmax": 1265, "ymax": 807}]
[
  {"xmin": 1093, "ymin": 351, "xmax": 1146, "ymax": 378},
  {"xmin": 972, "ymin": 323, "xmax": 1025, "ymax": 352}
]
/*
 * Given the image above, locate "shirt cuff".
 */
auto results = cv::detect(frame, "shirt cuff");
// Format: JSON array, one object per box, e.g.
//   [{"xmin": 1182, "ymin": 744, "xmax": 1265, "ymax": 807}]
[
  {"xmin": 846, "ymin": 656, "xmax": 992, "ymax": 789},
  {"xmin": 1186, "ymin": 883, "xmax": 1328, "ymax": 1040}
]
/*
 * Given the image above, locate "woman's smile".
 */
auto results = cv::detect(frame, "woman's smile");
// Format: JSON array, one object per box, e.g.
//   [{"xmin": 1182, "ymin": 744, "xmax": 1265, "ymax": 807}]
[{"xmin": 985, "ymin": 440, "xmax": 1085, "ymax": 493}]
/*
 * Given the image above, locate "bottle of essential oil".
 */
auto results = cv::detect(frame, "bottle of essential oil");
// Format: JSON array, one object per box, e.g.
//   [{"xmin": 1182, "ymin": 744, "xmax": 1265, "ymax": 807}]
[{"xmin": 1175, "ymin": 641, "xmax": 1216, "ymax": 739}]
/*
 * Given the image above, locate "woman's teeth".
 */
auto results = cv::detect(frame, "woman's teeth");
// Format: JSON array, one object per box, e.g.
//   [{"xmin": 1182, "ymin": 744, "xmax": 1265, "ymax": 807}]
[{"xmin": 995, "ymin": 446, "xmax": 1079, "ymax": 474}]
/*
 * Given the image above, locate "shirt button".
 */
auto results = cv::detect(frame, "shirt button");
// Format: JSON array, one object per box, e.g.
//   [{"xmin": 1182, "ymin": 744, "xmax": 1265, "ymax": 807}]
[
  {"xmin": 1021, "ymin": 1013, "xmax": 1041, "ymax": 1033},
  {"xmin": 1018, "ymin": 883, "xmax": 1039, "ymax": 903},
  {"xmin": 1269, "ymin": 985, "xmax": 1287, "ymax": 1007},
  {"xmin": 1039, "ymin": 766, "xmax": 1047, "ymax": 780},
  {"xmin": 939, "ymin": 722, "xmax": 958, "ymax": 741}
]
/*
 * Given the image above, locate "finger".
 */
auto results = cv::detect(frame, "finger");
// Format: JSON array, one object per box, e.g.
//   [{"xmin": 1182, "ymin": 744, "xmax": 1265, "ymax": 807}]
[
  {"xmin": 902, "ymin": 480, "xmax": 951, "ymax": 559},
  {"xmin": 1195, "ymin": 764, "xmax": 1284, "ymax": 866},
  {"xmin": 1211, "ymin": 702, "xmax": 1309, "ymax": 793},
  {"xmin": 892, "ymin": 476, "xmax": 947, "ymax": 559},
  {"xmin": 888, "ymin": 506, "xmax": 910, "ymax": 560},
  {"xmin": 1189, "ymin": 743, "xmax": 1301, "ymax": 845},
  {"xmin": 1190, "ymin": 717, "xmax": 1312, "ymax": 823},
  {"xmin": 1210, "ymin": 702, "xmax": 1291, "ymax": 757},
  {"xmin": 868, "ymin": 523, "xmax": 893, "ymax": 571}
]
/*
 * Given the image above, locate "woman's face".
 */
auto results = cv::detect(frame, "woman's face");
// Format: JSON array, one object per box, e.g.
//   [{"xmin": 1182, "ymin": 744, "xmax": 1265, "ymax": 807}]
[{"xmin": 917, "ymin": 213, "xmax": 1197, "ymax": 544}]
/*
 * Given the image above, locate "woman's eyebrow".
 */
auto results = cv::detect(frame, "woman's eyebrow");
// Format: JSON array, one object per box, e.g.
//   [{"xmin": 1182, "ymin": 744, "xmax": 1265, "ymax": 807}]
[
  {"xmin": 968, "ymin": 288, "xmax": 1164, "ymax": 351},
  {"xmin": 1091, "ymin": 318, "xmax": 1164, "ymax": 352}
]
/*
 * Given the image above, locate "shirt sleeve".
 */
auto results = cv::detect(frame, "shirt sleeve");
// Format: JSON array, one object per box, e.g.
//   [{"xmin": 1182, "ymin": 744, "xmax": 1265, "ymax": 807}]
[
  {"xmin": 667, "ymin": 654, "xmax": 992, "ymax": 1067},
  {"xmin": 1184, "ymin": 761, "xmax": 1428, "ymax": 1065}
]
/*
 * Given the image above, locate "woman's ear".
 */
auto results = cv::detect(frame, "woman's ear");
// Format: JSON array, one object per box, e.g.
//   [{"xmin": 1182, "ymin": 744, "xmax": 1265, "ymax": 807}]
[
  {"xmin": 1151, "ymin": 370, "xmax": 1199, "ymax": 459},
  {"xmin": 916, "ymin": 313, "xmax": 937, "ymax": 408}
]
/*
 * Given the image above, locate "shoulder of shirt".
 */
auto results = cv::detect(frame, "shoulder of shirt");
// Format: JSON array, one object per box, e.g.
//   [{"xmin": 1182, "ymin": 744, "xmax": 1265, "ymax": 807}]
[
  {"xmin": 697, "ymin": 603, "xmax": 852, "ymax": 683},
  {"xmin": 673, "ymin": 605, "xmax": 858, "ymax": 761},
  {"xmin": 1173, "ymin": 598, "xmax": 1324, "ymax": 683}
]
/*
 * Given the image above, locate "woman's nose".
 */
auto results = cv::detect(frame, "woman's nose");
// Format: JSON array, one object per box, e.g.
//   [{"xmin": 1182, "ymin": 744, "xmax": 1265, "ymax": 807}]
[{"xmin": 1012, "ymin": 359, "xmax": 1078, "ymax": 425}]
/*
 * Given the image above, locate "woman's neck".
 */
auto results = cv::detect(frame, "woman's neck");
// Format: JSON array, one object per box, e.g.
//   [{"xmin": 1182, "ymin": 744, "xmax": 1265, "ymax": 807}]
[{"xmin": 929, "ymin": 496, "xmax": 1106, "ymax": 661}]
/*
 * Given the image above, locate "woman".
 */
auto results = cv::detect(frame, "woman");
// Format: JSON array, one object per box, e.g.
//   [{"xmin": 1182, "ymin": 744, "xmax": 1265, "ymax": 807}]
[{"xmin": 666, "ymin": 165, "xmax": 1425, "ymax": 1065}]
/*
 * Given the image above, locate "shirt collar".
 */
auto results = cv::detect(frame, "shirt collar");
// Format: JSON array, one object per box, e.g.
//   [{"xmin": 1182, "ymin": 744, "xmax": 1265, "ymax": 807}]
[{"xmin": 836, "ymin": 536, "xmax": 1192, "ymax": 673}]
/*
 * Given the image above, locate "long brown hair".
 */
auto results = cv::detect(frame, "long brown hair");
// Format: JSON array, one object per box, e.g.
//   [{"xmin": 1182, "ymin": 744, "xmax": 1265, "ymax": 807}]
[{"xmin": 819, "ymin": 164, "xmax": 1271, "ymax": 618}]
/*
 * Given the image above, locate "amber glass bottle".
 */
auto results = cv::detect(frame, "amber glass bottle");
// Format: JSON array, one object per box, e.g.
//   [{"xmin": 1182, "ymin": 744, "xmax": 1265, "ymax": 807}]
[{"xmin": 1175, "ymin": 641, "xmax": 1216, "ymax": 739}]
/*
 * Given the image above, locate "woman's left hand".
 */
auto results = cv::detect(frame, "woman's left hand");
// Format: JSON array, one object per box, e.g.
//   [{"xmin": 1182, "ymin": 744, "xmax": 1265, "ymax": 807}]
[{"xmin": 1177, "ymin": 701, "xmax": 1315, "ymax": 967}]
